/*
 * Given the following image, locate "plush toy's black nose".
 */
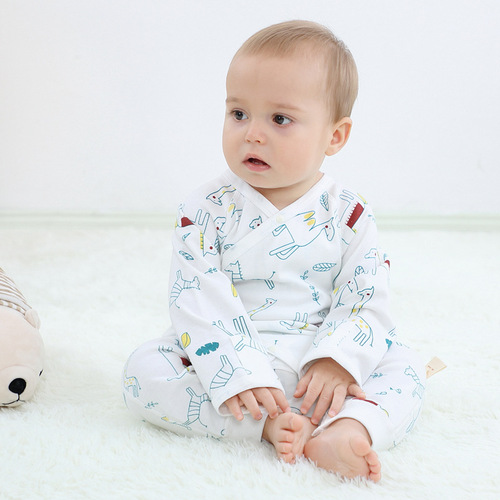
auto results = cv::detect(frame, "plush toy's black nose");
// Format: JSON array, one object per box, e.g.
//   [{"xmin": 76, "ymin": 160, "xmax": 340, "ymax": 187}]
[{"xmin": 9, "ymin": 378, "xmax": 27, "ymax": 395}]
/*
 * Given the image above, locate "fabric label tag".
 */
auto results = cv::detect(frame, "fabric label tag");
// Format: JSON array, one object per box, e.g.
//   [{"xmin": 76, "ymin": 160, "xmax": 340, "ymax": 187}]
[{"xmin": 425, "ymin": 357, "xmax": 447, "ymax": 379}]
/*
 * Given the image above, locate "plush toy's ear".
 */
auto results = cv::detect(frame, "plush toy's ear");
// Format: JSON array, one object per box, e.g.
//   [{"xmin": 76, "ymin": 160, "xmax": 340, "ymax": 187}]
[{"xmin": 25, "ymin": 309, "xmax": 41, "ymax": 329}]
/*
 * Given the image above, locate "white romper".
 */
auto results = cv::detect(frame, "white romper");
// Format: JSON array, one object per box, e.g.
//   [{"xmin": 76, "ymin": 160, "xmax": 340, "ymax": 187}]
[{"xmin": 123, "ymin": 170, "xmax": 425, "ymax": 450}]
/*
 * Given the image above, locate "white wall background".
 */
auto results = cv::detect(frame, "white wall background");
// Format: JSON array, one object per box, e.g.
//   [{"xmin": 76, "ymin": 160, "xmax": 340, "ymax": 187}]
[{"xmin": 1, "ymin": 0, "xmax": 499, "ymax": 216}]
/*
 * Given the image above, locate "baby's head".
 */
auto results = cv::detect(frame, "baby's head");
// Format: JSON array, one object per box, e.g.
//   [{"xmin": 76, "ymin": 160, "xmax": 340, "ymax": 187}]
[
  {"xmin": 223, "ymin": 21, "xmax": 359, "ymax": 209},
  {"xmin": 231, "ymin": 20, "xmax": 358, "ymax": 124}
]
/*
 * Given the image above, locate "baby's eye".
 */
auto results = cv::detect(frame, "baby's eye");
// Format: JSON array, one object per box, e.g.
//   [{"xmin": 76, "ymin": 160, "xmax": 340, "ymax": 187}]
[
  {"xmin": 233, "ymin": 110, "xmax": 248, "ymax": 121},
  {"xmin": 273, "ymin": 114, "xmax": 292, "ymax": 125}
]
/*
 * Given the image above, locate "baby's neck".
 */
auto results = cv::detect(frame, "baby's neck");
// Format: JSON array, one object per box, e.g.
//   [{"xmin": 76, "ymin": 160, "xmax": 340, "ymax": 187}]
[{"xmin": 255, "ymin": 172, "xmax": 324, "ymax": 211}]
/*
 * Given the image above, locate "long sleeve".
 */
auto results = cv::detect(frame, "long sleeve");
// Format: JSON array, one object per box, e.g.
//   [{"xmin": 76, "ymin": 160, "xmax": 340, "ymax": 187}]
[
  {"xmin": 298, "ymin": 203, "xmax": 394, "ymax": 387},
  {"xmin": 168, "ymin": 199, "xmax": 283, "ymax": 414}
]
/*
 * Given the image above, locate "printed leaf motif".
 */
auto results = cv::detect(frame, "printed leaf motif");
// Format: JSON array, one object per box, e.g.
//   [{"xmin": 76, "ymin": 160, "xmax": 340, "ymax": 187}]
[
  {"xmin": 181, "ymin": 332, "xmax": 191, "ymax": 348},
  {"xmin": 179, "ymin": 250, "xmax": 194, "ymax": 260},
  {"xmin": 312, "ymin": 263, "xmax": 336, "ymax": 272},
  {"xmin": 196, "ymin": 342, "xmax": 220, "ymax": 356},
  {"xmin": 320, "ymin": 191, "xmax": 329, "ymax": 211}
]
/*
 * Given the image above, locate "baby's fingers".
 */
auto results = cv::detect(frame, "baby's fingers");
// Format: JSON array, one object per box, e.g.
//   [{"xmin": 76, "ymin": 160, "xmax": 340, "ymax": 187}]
[
  {"xmin": 311, "ymin": 390, "xmax": 333, "ymax": 425},
  {"xmin": 225, "ymin": 396, "xmax": 244, "ymax": 421},
  {"xmin": 254, "ymin": 389, "xmax": 279, "ymax": 419},
  {"xmin": 299, "ymin": 380, "xmax": 322, "ymax": 416},
  {"xmin": 269, "ymin": 388, "xmax": 291, "ymax": 415},
  {"xmin": 347, "ymin": 383, "xmax": 365, "ymax": 399},
  {"xmin": 239, "ymin": 390, "xmax": 262, "ymax": 420},
  {"xmin": 328, "ymin": 385, "xmax": 348, "ymax": 417},
  {"xmin": 293, "ymin": 373, "xmax": 311, "ymax": 399}
]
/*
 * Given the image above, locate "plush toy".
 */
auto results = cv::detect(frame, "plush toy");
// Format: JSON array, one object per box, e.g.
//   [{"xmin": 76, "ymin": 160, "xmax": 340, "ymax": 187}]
[{"xmin": 0, "ymin": 267, "xmax": 44, "ymax": 407}]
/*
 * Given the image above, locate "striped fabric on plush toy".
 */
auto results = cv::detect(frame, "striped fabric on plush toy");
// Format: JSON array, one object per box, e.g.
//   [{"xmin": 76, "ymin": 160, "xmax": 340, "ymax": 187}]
[{"xmin": 0, "ymin": 267, "xmax": 30, "ymax": 315}]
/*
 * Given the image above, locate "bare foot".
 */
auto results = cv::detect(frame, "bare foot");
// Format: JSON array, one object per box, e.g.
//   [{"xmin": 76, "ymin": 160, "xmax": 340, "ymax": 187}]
[
  {"xmin": 262, "ymin": 412, "xmax": 317, "ymax": 463},
  {"xmin": 304, "ymin": 418, "xmax": 381, "ymax": 482}
]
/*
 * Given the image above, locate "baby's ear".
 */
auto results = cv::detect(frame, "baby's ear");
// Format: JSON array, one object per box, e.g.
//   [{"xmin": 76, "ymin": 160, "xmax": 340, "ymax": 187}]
[
  {"xmin": 325, "ymin": 117, "xmax": 352, "ymax": 156},
  {"xmin": 25, "ymin": 308, "xmax": 41, "ymax": 329}
]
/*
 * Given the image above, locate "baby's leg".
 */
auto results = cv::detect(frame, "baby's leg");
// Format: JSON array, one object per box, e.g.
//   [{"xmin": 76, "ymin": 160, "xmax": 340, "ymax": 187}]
[
  {"xmin": 122, "ymin": 332, "xmax": 265, "ymax": 440},
  {"xmin": 304, "ymin": 342, "xmax": 425, "ymax": 481}
]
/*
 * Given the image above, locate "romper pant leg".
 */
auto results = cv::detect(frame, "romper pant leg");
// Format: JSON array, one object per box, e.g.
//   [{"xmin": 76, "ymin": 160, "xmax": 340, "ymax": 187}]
[
  {"xmin": 122, "ymin": 332, "xmax": 266, "ymax": 441},
  {"xmin": 314, "ymin": 341, "xmax": 426, "ymax": 450}
]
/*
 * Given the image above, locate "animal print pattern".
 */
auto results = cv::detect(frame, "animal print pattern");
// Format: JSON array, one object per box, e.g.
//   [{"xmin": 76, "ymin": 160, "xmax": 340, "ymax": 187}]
[{"xmin": 122, "ymin": 170, "xmax": 425, "ymax": 448}]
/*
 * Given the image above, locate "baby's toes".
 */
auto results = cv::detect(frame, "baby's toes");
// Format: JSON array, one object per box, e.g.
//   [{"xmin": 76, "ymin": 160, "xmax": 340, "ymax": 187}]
[
  {"xmin": 366, "ymin": 452, "xmax": 381, "ymax": 482},
  {"xmin": 365, "ymin": 450, "xmax": 380, "ymax": 468},
  {"xmin": 369, "ymin": 469, "xmax": 381, "ymax": 483},
  {"xmin": 277, "ymin": 440, "xmax": 293, "ymax": 455},
  {"xmin": 278, "ymin": 429, "xmax": 294, "ymax": 444},
  {"xmin": 278, "ymin": 447, "xmax": 296, "ymax": 464}
]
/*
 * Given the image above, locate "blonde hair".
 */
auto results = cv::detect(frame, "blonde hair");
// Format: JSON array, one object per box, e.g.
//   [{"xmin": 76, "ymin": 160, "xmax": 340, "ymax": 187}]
[{"xmin": 232, "ymin": 20, "xmax": 358, "ymax": 123}]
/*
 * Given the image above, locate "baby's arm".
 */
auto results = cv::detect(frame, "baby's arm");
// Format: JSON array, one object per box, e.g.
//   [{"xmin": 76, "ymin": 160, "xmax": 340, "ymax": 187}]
[
  {"xmin": 299, "ymin": 199, "xmax": 394, "ymax": 393},
  {"xmin": 294, "ymin": 358, "xmax": 365, "ymax": 425},
  {"xmin": 169, "ymin": 199, "xmax": 284, "ymax": 413}
]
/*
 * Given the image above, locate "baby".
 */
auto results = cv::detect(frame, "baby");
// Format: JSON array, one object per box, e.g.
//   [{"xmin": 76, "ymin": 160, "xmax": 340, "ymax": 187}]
[{"xmin": 123, "ymin": 20, "xmax": 425, "ymax": 482}]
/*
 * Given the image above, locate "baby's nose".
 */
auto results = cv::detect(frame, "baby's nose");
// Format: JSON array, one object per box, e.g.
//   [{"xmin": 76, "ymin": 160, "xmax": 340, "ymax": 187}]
[{"xmin": 245, "ymin": 122, "xmax": 266, "ymax": 144}]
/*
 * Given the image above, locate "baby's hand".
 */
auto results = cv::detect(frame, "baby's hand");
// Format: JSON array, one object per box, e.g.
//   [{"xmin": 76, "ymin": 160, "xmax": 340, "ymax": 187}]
[
  {"xmin": 294, "ymin": 358, "xmax": 365, "ymax": 425},
  {"xmin": 224, "ymin": 387, "xmax": 290, "ymax": 421}
]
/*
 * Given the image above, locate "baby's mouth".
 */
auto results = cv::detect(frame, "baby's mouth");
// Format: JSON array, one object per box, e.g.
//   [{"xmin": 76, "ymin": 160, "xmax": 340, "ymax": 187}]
[
  {"xmin": 248, "ymin": 158, "xmax": 268, "ymax": 166},
  {"xmin": 244, "ymin": 155, "xmax": 270, "ymax": 170}
]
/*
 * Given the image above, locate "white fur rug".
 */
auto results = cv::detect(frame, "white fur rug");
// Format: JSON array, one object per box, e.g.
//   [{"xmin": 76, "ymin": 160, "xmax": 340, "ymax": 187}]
[{"xmin": 1, "ymin": 218, "xmax": 498, "ymax": 499}]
